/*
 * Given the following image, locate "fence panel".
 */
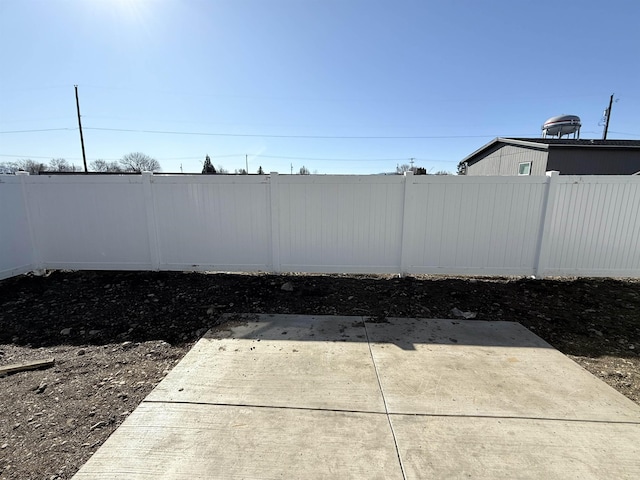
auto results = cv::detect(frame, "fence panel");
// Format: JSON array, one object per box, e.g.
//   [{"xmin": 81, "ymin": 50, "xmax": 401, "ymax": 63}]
[
  {"xmin": 25, "ymin": 175, "xmax": 152, "ymax": 270},
  {"xmin": 404, "ymin": 176, "xmax": 548, "ymax": 275},
  {"xmin": 544, "ymin": 176, "xmax": 640, "ymax": 276},
  {"xmin": 276, "ymin": 175, "xmax": 405, "ymax": 273},
  {"xmin": 151, "ymin": 175, "xmax": 272, "ymax": 271},
  {"xmin": 0, "ymin": 176, "xmax": 34, "ymax": 279}
]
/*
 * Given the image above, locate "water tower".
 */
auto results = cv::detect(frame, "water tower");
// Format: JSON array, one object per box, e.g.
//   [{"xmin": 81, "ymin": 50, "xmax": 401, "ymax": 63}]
[{"xmin": 541, "ymin": 115, "xmax": 581, "ymax": 139}]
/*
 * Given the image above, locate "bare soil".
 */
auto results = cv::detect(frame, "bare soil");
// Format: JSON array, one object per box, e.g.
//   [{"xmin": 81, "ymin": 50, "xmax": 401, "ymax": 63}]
[{"xmin": 1, "ymin": 270, "xmax": 639, "ymax": 480}]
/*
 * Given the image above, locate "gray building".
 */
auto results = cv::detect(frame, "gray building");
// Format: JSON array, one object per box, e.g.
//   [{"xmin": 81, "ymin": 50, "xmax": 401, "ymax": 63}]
[{"xmin": 458, "ymin": 138, "xmax": 640, "ymax": 176}]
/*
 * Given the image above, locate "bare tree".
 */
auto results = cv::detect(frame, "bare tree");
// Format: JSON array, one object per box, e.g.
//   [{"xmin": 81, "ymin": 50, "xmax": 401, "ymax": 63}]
[
  {"xmin": 119, "ymin": 152, "xmax": 161, "ymax": 173},
  {"xmin": 396, "ymin": 163, "xmax": 412, "ymax": 174},
  {"xmin": 217, "ymin": 165, "xmax": 229, "ymax": 174},
  {"xmin": 0, "ymin": 161, "xmax": 19, "ymax": 174},
  {"xmin": 298, "ymin": 166, "xmax": 310, "ymax": 175},
  {"xmin": 49, "ymin": 158, "xmax": 79, "ymax": 172},
  {"xmin": 234, "ymin": 168, "xmax": 248, "ymax": 175},
  {"xmin": 15, "ymin": 159, "xmax": 47, "ymax": 174},
  {"xmin": 90, "ymin": 159, "xmax": 123, "ymax": 172},
  {"xmin": 435, "ymin": 170, "xmax": 452, "ymax": 175}
]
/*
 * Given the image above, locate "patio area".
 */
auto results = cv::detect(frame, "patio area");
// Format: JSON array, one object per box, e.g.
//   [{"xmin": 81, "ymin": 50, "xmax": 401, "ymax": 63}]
[{"xmin": 73, "ymin": 314, "xmax": 640, "ymax": 479}]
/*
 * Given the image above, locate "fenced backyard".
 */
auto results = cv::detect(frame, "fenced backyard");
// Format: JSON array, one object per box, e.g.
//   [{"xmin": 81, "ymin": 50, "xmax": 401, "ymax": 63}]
[
  {"xmin": 2, "ymin": 171, "xmax": 640, "ymax": 280},
  {"xmin": 2, "ymin": 171, "xmax": 640, "ymax": 480}
]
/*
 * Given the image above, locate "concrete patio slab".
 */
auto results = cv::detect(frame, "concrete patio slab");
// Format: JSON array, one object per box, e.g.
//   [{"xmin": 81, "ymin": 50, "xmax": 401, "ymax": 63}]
[
  {"xmin": 391, "ymin": 414, "xmax": 640, "ymax": 480},
  {"xmin": 146, "ymin": 314, "xmax": 385, "ymax": 413},
  {"xmin": 367, "ymin": 318, "xmax": 640, "ymax": 421},
  {"xmin": 73, "ymin": 402, "xmax": 403, "ymax": 480},
  {"xmin": 74, "ymin": 315, "xmax": 640, "ymax": 479}
]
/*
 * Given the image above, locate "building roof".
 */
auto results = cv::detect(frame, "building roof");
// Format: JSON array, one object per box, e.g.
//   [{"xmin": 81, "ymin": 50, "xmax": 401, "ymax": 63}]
[
  {"xmin": 459, "ymin": 137, "xmax": 640, "ymax": 168},
  {"xmin": 509, "ymin": 138, "xmax": 640, "ymax": 147}
]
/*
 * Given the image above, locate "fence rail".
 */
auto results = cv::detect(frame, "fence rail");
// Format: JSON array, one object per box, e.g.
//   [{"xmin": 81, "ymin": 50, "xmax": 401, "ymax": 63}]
[{"xmin": 2, "ymin": 172, "xmax": 640, "ymax": 280}]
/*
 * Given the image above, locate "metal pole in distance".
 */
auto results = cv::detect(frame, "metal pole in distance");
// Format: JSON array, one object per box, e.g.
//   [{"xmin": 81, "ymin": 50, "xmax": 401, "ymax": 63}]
[
  {"xmin": 603, "ymin": 93, "xmax": 614, "ymax": 140},
  {"xmin": 74, "ymin": 85, "xmax": 88, "ymax": 173}
]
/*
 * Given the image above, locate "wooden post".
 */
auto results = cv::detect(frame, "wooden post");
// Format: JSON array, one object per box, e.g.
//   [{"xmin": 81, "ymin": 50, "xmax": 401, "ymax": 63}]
[
  {"xmin": 74, "ymin": 85, "xmax": 88, "ymax": 173},
  {"xmin": 603, "ymin": 93, "xmax": 614, "ymax": 140}
]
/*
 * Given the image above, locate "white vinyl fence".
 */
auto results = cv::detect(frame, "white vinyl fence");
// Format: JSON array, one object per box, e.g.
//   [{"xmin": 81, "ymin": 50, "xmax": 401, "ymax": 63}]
[{"xmin": 2, "ymin": 171, "xmax": 640, "ymax": 280}]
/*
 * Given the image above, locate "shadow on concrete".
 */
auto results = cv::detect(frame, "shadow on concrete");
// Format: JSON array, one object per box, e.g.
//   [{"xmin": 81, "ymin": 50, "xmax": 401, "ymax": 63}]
[{"xmin": 208, "ymin": 314, "xmax": 553, "ymax": 351}]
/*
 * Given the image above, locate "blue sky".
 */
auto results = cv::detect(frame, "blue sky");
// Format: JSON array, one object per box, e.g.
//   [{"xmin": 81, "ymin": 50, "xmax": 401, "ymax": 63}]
[{"xmin": 1, "ymin": 0, "xmax": 638, "ymax": 174}]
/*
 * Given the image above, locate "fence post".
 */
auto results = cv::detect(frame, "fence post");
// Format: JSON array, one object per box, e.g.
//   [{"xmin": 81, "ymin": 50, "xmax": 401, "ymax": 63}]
[
  {"xmin": 141, "ymin": 171, "xmax": 161, "ymax": 271},
  {"xmin": 269, "ymin": 172, "xmax": 281, "ymax": 273},
  {"xmin": 16, "ymin": 171, "xmax": 41, "ymax": 272},
  {"xmin": 534, "ymin": 171, "xmax": 560, "ymax": 279},
  {"xmin": 399, "ymin": 171, "xmax": 414, "ymax": 276}
]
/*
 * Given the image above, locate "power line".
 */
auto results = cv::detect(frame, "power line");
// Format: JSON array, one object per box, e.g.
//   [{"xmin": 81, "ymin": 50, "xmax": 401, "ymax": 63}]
[
  {"xmin": 608, "ymin": 131, "xmax": 640, "ymax": 137},
  {"xmin": 157, "ymin": 154, "xmax": 244, "ymax": 160},
  {"xmin": 1, "ymin": 124, "xmax": 538, "ymax": 140},
  {"xmin": 0, "ymin": 85, "xmax": 69, "ymax": 92},
  {"xmin": 0, "ymin": 152, "xmax": 460, "ymax": 164},
  {"xmin": 259, "ymin": 154, "xmax": 405, "ymax": 161},
  {"xmin": 83, "ymin": 126, "xmax": 530, "ymax": 140},
  {"xmin": 76, "ymin": 84, "xmax": 621, "ymax": 104},
  {"xmin": 0, "ymin": 124, "xmax": 541, "ymax": 141},
  {"xmin": 0, "ymin": 128, "xmax": 76, "ymax": 134},
  {"xmin": 0, "ymin": 153, "xmax": 65, "ymax": 159},
  {"xmin": 0, "ymin": 117, "xmax": 76, "ymax": 124},
  {"xmin": 256, "ymin": 154, "xmax": 458, "ymax": 163}
]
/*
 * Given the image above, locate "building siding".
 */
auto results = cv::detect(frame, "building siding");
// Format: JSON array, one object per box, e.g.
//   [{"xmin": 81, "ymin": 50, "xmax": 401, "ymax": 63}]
[
  {"xmin": 547, "ymin": 148, "xmax": 640, "ymax": 175},
  {"xmin": 465, "ymin": 145, "xmax": 548, "ymax": 176}
]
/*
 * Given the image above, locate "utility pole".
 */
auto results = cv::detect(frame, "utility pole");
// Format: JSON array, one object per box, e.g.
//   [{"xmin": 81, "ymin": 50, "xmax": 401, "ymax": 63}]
[
  {"xmin": 603, "ymin": 93, "xmax": 614, "ymax": 140},
  {"xmin": 245, "ymin": 154, "xmax": 248, "ymax": 174},
  {"xmin": 291, "ymin": 163, "xmax": 293, "ymax": 175},
  {"xmin": 74, "ymin": 85, "xmax": 88, "ymax": 173},
  {"xmin": 409, "ymin": 157, "xmax": 415, "ymax": 172}
]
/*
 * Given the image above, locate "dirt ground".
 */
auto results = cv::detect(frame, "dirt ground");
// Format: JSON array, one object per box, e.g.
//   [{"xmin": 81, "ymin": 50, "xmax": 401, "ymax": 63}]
[{"xmin": 1, "ymin": 270, "xmax": 639, "ymax": 479}]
